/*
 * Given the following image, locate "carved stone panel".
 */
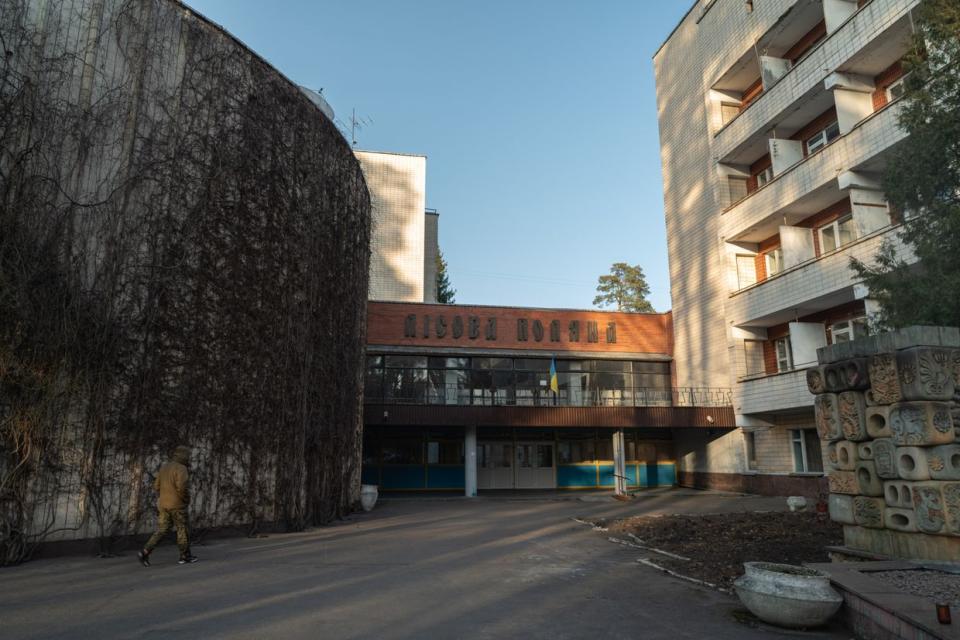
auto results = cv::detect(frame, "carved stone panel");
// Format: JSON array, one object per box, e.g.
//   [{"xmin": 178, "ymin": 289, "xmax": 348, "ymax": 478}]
[
  {"xmin": 857, "ymin": 441, "xmax": 875, "ymax": 461},
  {"xmin": 856, "ymin": 461, "xmax": 884, "ymax": 497},
  {"xmin": 834, "ymin": 440, "xmax": 858, "ymax": 471},
  {"xmin": 897, "ymin": 347, "xmax": 955, "ymax": 401},
  {"xmin": 826, "ymin": 442, "xmax": 840, "ymax": 471},
  {"xmin": 897, "ymin": 447, "xmax": 932, "ymax": 482},
  {"xmin": 883, "ymin": 480, "xmax": 914, "ymax": 509},
  {"xmin": 829, "ymin": 494, "xmax": 856, "ymax": 525},
  {"xmin": 826, "ymin": 358, "xmax": 869, "ymax": 392},
  {"xmin": 912, "ymin": 482, "xmax": 947, "ymax": 534},
  {"xmin": 927, "ymin": 445, "xmax": 960, "ymax": 481},
  {"xmin": 865, "ymin": 405, "xmax": 892, "ymax": 439},
  {"xmin": 868, "ymin": 353, "xmax": 902, "ymax": 405},
  {"xmin": 889, "ymin": 402, "xmax": 955, "ymax": 446},
  {"xmin": 885, "ymin": 507, "xmax": 918, "ymax": 532},
  {"xmin": 807, "ymin": 367, "xmax": 827, "ymax": 395},
  {"xmin": 814, "ymin": 394, "xmax": 842, "ymax": 442},
  {"xmin": 873, "ymin": 439, "xmax": 898, "ymax": 479},
  {"xmin": 828, "ymin": 471, "xmax": 859, "ymax": 495},
  {"xmin": 942, "ymin": 482, "xmax": 960, "ymax": 536},
  {"xmin": 853, "ymin": 496, "xmax": 885, "ymax": 529},
  {"xmin": 840, "ymin": 392, "xmax": 868, "ymax": 441}
]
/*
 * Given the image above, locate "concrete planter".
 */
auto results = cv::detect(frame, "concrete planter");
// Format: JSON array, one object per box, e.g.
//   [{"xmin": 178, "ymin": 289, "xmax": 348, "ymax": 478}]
[
  {"xmin": 734, "ymin": 562, "xmax": 843, "ymax": 629},
  {"xmin": 360, "ymin": 484, "xmax": 379, "ymax": 512}
]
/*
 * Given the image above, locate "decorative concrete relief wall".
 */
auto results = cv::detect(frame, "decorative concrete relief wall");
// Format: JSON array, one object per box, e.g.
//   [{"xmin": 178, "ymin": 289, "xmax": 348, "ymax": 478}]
[{"xmin": 813, "ymin": 327, "xmax": 960, "ymax": 561}]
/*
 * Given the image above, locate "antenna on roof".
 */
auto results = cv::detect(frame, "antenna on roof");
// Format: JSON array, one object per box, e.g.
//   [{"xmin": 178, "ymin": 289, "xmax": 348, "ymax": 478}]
[{"xmin": 348, "ymin": 108, "xmax": 374, "ymax": 147}]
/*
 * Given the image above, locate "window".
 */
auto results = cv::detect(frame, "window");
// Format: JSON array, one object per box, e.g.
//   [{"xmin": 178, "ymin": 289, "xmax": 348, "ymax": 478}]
[
  {"xmin": 728, "ymin": 177, "xmax": 748, "ymax": 203},
  {"xmin": 831, "ymin": 317, "xmax": 869, "ymax": 343},
  {"xmin": 736, "ymin": 254, "xmax": 757, "ymax": 289},
  {"xmin": 744, "ymin": 432, "xmax": 758, "ymax": 471},
  {"xmin": 764, "ymin": 248, "xmax": 784, "ymax": 276},
  {"xmin": 791, "ymin": 429, "xmax": 824, "ymax": 473},
  {"xmin": 806, "ymin": 121, "xmax": 840, "ymax": 154},
  {"xmin": 744, "ymin": 340, "xmax": 765, "ymax": 377},
  {"xmin": 819, "ymin": 214, "xmax": 857, "ymax": 253},
  {"xmin": 775, "ymin": 337, "xmax": 793, "ymax": 372},
  {"xmin": 887, "ymin": 75, "xmax": 908, "ymax": 101},
  {"xmin": 427, "ymin": 440, "xmax": 463, "ymax": 465},
  {"xmin": 756, "ymin": 166, "xmax": 774, "ymax": 188}
]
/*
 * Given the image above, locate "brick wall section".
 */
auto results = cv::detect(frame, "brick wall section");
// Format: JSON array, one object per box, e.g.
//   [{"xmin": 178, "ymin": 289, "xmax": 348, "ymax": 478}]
[
  {"xmin": 367, "ymin": 301, "xmax": 673, "ymax": 356},
  {"xmin": 872, "ymin": 60, "xmax": 904, "ymax": 110},
  {"xmin": 784, "ymin": 20, "xmax": 827, "ymax": 63},
  {"xmin": 791, "ymin": 106, "xmax": 839, "ymax": 154},
  {"xmin": 747, "ymin": 154, "xmax": 772, "ymax": 193}
]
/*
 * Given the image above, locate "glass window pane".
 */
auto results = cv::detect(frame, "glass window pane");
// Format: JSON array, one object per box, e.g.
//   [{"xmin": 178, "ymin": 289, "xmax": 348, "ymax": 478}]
[
  {"xmin": 820, "ymin": 225, "xmax": 837, "ymax": 252},
  {"xmin": 825, "ymin": 121, "xmax": 840, "ymax": 142},
  {"xmin": 473, "ymin": 358, "xmax": 513, "ymax": 370},
  {"xmin": 838, "ymin": 216, "xmax": 856, "ymax": 246},
  {"xmin": 595, "ymin": 360, "xmax": 631, "ymax": 372},
  {"xmin": 804, "ymin": 430, "xmax": 824, "ymax": 473},
  {"xmin": 515, "ymin": 359, "xmax": 550, "ymax": 371},
  {"xmin": 427, "ymin": 441, "xmax": 463, "ymax": 465},
  {"xmin": 596, "ymin": 437, "xmax": 613, "ymax": 461},
  {"xmin": 382, "ymin": 438, "xmax": 423, "ymax": 465},
  {"xmin": 385, "ymin": 355, "xmax": 427, "ymax": 369},
  {"xmin": 537, "ymin": 445, "xmax": 553, "ymax": 468}
]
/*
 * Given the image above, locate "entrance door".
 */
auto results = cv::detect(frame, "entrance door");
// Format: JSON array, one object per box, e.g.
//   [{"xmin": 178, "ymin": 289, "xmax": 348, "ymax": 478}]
[
  {"xmin": 478, "ymin": 442, "xmax": 514, "ymax": 489},
  {"xmin": 515, "ymin": 443, "xmax": 555, "ymax": 489}
]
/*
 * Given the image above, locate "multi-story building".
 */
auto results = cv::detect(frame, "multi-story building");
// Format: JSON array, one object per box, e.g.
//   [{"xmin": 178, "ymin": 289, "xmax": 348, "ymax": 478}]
[
  {"xmin": 655, "ymin": 0, "xmax": 919, "ymax": 495},
  {"xmin": 356, "ymin": 150, "xmax": 440, "ymax": 303}
]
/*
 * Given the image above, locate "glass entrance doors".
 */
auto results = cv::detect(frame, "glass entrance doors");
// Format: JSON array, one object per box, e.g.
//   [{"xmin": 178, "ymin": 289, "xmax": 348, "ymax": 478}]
[
  {"xmin": 477, "ymin": 443, "xmax": 513, "ymax": 489},
  {"xmin": 477, "ymin": 442, "xmax": 556, "ymax": 489},
  {"xmin": 515, "ymin": 443, "xmax": 555, "ymax": 489}
]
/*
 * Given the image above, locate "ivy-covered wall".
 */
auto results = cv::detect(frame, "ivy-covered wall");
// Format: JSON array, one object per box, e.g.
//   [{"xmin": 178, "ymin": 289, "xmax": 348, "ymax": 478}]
[{"xmin": 0, "ymin": 0, "xmax": 371, "ymax": 564}]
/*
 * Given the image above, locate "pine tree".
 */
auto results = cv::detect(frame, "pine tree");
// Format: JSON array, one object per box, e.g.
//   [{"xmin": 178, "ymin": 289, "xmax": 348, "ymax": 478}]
[
  {"xmin": 436, "ymin": 249, "xmax": 456, "ymax": 304},
  {"xmin": 851, "ymin": 0, "xmax": 960, "ymax": 328},
  {"xmin": 592, "ymin": 262, "xmax": 655, "ymax": 313}
]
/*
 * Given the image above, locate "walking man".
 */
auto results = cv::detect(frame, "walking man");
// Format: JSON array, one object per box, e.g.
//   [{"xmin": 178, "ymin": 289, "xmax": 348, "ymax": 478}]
[{"xmin": 138, "ymin": 445, "xmax": 198, "ymax": 566}]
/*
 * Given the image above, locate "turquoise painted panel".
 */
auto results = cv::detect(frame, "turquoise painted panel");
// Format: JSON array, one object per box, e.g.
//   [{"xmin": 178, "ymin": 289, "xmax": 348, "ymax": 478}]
[
  {"xmin": 657, "ymin": 463, "xmax": 676, "ymax": 486},
  {"xmin": 427, "ymin": 466, "xmax": 464, "ymax": 489},
  {"xmin": 361, "ymin": 466, "xmax": 380, "ymax": 485},
  {"xmin": 558, "ymin": 465, "xmax": 597, "ymax": 487},
  {"xmin": 625, "ymin": 464, "xmax": 639, "ymax": 487},
  {"xmin": 597, "ymin": 464, "xmax": 616, "ymax": 487},
  {"xmin": 381, "ymin": 466, "xmax": 426, "ymax": 490},
  {"xmin": 638, "ymin": 463, "xmax": 655, "ymax": 487}
]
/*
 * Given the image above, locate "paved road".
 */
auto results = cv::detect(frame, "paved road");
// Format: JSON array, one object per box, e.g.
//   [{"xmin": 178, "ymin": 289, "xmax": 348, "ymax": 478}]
[{"xmin": 2, "ymin": 490, "xmax": 852, "ymax": 639}]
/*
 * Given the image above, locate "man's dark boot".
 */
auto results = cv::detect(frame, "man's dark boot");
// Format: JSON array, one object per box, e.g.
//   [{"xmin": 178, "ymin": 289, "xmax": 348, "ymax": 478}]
[
  {"xmin": 137, "ymin": 549, "xmax": 151, "ymax": 567},
  {"xmin": 178, "ymin": 552, "xmax": 198, "ymax": 564}
]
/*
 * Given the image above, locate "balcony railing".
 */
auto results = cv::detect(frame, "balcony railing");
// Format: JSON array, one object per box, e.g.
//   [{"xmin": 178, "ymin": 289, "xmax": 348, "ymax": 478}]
[{"xmin": 365, "ymin": 384, "xmax": 733, "ymax": 408}]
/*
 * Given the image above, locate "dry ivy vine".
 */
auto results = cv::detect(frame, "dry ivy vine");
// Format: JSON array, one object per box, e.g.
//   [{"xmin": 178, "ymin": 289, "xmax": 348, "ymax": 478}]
[{"xmin": 0, "ymin": 0, "xmax": 370, "ymax": 565}]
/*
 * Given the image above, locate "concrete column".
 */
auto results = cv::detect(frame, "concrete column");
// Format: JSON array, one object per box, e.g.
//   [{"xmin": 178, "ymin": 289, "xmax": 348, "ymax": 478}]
[
  {"xmin": 465, "ymin": 425, "xmax": 477, "ymax": 497},
  {"xmin": 613, "ymin": 430, "xmax": 627, "ymax": 496}
]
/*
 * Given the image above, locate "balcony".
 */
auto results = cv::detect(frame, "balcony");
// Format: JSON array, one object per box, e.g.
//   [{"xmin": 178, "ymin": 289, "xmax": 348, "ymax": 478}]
[
  {"xmin": 713, "ymin": 0, "xmax": 916, "ymax": 166},
  {"xmin": 366, "ymin": 382, "xmax": 733, "ymax": 408},
  {"xmin": 726, "ymin": 225, "xmax": 911, "ymax": 328},
  {"xmin": 737, "ymin": 368, "xmax": 815, "ymax": 415},
  {"xmin": 721, "ymin": 102, "xmax": 905, "ymax": 242}
]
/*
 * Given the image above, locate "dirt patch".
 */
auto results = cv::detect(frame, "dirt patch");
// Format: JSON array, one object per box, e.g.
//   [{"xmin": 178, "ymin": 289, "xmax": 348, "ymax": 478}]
[{"xmin": 598, "ymin": 511, "xmax": 843, "ymax": 591}]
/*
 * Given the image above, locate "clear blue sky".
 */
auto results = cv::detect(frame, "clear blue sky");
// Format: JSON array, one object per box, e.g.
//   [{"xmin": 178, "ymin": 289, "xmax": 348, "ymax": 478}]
[{"xmin": 186, "ymin": 0, "xmax": 691, "ymax": 312}]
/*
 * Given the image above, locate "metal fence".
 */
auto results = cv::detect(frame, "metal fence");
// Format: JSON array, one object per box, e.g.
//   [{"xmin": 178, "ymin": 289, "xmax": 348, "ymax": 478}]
[{"xmin": 365, "ymin": 383, "xmax": 733, "ymax": 408}]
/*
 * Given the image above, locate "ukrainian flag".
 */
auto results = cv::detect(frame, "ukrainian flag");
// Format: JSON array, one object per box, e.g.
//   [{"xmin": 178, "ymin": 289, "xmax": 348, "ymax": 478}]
[{"xmin": 549, "ymin": 357, "xmax": 559, "ymax": 394}]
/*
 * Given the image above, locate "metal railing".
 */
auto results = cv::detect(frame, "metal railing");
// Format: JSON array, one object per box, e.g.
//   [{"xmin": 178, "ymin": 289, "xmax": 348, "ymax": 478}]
[{"xmin": 365, "ymin": 384, "xmax": 733, "ymax": 408}]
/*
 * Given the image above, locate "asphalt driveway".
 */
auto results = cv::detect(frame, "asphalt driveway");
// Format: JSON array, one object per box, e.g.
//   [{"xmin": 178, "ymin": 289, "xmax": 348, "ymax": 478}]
[{"xmin": 1, "ymin": 489, "xmax": 852, "ymax": 639}]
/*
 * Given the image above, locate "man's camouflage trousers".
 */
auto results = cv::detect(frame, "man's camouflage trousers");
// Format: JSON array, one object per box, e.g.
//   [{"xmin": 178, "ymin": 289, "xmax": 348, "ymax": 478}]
[{"xmin": 144, "ymin": 508, "xmax": 190, "ymax": 556}]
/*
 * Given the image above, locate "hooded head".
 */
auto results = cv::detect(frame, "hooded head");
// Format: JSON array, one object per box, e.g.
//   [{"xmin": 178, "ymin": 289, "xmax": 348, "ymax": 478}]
[{"xmin": 172, "ymin": 445, "xmax": 191, "ymax": 466}]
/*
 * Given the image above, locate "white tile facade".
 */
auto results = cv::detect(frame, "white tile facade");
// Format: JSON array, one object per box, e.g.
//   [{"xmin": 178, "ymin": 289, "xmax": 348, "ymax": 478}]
[
  {"xmin": 655, "ymin": 0, "xmax": 918, "ymax": 478},
  {"xmin": 356, "ymin": 151, "xmax": 427, "ymax": 302}
]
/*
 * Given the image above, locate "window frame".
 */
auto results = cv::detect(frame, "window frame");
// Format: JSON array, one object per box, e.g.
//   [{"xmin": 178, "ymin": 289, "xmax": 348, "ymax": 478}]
[
  {"xmin": 806, "ymin": 120, "xmax": 840, "ymax": 154},
  {"xmin": 764, "ymin": 247, "xmax": 784, "ymax": 277},
  {"xmin": 818, "ymin": 214, "xmax": 857, "ymax": 254},
  {"xmin": 791, "ymin": 429, "xmax": 824, "ymax": 473},
  {"xmin": 743, "ymin": 431, "xmax": 758, "ymax": 471},
  {"xmin": 831, "ymin": 317, "xmax": 869, "ymax": 344},
  {"xmin": 775, "ymin": 336, "xmax": 793, "ymax": 373},
  {"xmin": 886, "ymin": 74, "xmax": 908, "ymax": 101},
  {"xmin": 756, "ymin": 165, "xmax": 775, "ymax": 188}
]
